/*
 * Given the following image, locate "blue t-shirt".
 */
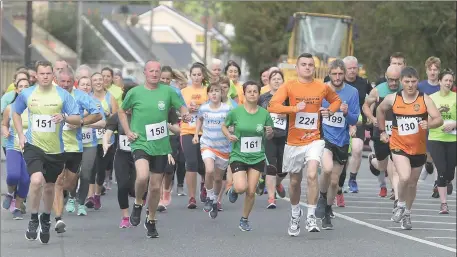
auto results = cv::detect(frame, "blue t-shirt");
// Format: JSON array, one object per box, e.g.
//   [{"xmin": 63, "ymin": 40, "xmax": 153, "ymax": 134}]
[
  {"xmin": 1, "ymin": 91, "xmax": 17, "ymax": 113},
  {"xmin": 322, "ymin": 84, "xmax": 360, "ymax": 147},
  {"xmin": 418, "ymin": 80, "xmax": 440, "ymax": 95}
]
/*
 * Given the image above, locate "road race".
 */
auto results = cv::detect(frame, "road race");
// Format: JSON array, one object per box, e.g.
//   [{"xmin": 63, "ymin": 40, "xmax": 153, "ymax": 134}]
[{"xmin": 0, "ymin": 2, "xmax": 456, "ymax": 257}]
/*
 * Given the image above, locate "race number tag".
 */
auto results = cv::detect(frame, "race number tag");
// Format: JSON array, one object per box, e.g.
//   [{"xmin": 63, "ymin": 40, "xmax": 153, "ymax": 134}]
[
  {"xmin": 295, "ymin": 112, "xmax": 318, "ymax": 130},
  {"xmin": 322, "ymin": 112, "xmax": 345, "ymax": 128},
  {"xmin": 81, "ymin": 128, "xmax": 93, "ymax": 144},
  {"xmin": 270, "ymin": 113, "xmax": 287, "ymax": 130},
  {"xmin": 397, "ymin": 117, "xmax": 419, "ymax": 136},
  {"xmin": 240, "ymin": 137, "xmax": 262, "ymax": 153},
  {"xmin": 444, "ymin": 120, "xmax": 457, "ymax": 135},
  {"xmin": 96, "ymin": 128, "xmax": 106, "ymax": 139},
  {"xmin": 32, "ymin": 115, "xmax": 56, "ymax": 132},
  {"xmin": 385, "ymin": 120, "xmax": 393, "ymax": 135},
  {"xmin": 119, "ymin": 135, "xmax": 131, "ymax": 151},
  {"xmin": 145, "ymin": 120, "xmax": 167, "ymax": 141},
  {"xmin": 188, "ymin": 113, "xmax": 198, "ymax": 127}
]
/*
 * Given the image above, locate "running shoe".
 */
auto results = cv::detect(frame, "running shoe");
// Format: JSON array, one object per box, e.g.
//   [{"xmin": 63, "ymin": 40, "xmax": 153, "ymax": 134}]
[
  {"xmin": 119, "ymin": 217, "xmax": 131, "ymax": 228},
  {"xmin": 379, "ymin": 187, "xmax": 387, "ymax": 198},
  {"xmin": 439, "ymin": 203, "xmax": 449, "ymax": 214},
  {"xmin": 239, "ymin": 217, "xmax": 251, "ymax": 231},
  {"xmin": 267, "ymin": 198, "xmax": 276, "ymax": 209},
  {"xmin": 276, "ymin": 184, "xmax": 286, "ymax": 198},
  {"xmin": 288, "ymin": 209, "xmax": 302, "ymax": 236},
  {"xmin": 305, "ymin": 215, "xmax": 320, "ymax": 232}
]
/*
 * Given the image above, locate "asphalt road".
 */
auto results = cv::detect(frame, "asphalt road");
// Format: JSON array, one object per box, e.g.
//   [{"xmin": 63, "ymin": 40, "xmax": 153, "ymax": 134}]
[{"xmin": 1, "ymin": 157, "xmax": 455, "ymax": 257}]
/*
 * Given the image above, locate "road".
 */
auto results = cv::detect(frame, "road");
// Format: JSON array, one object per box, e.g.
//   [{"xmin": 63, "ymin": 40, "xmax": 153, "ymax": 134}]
[{"xmin": 1, "ymin": 157, "xmax": 455, "ymax": 257}]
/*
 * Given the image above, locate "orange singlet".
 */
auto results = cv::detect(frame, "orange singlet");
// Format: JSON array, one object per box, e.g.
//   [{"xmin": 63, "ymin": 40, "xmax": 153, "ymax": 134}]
[{"xmin": 390, "ymin": 91, "xmax": 428, "ymax": 156}]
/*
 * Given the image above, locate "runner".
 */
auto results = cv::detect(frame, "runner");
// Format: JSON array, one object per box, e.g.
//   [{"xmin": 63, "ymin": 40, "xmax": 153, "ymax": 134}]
[
  {"xmin": 180, "ymin": 63, "xmax": 211, "ymax": 208},
  {"xmin": 12, "ymin": 61, "xmax": 81, "ymax": 244},
  {"xmin": 119, "ymin": 60, "xmax": 190, "ymax": 238},
  {"xmin": 376, "ymin": 66, "xmax": 443, "ymax": 230},
  {"xmin": 193, "ymin": 82, "xmax": 233, "ymax": 218},
  {"xmin": 223, "ymin": 81, "xmax": 274, "ymax": 231},
  {"xmin": 427, "ymin": 69, "xmax": 456, "ymax": 213},
  {"xmin": 257, "ymin": 70, "xmax": 288, "ymax": 208},
  {"xmin": 417, "ymin": 57, "xmax": 442, "ymax": 194},
  {"xmin": 210, "ymin": 58, "xmax": 223, "ymax": 83},
  {"xmin": 268, "ymin": 53, "xmax": 342, "ymax": 235},
  {"xmin": 52, "ymin": 69, "xmax": 103, "ymax": 233},
  {"xmin": 341, "ymin": 56, "xmax": 372, "ymax": 193},
  {"xmin": 1, "ymin": 78, "xmax": 30, "ymax": 219},
  {"xmin": 225, "ymin": 61, "xmax": 244, "ymax": 104},
  {"xmin": 74, "ymin": 76, "xmax": 107, "ymax": 216},
  {"xmin": 363, "ymin": 65, "xmax": 402, "ymax": 200},
  {"xmin": 316, "ymin": 59, "xmax": 360, "ymax": 230}
]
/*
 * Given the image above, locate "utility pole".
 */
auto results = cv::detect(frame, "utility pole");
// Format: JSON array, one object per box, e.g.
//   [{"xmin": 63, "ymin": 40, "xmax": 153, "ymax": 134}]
[
  {"xmin": 76, "ymin": 1, "xmax": 83, "ymax": 67},
  {"xmin": 203, "ymin": 0, "xmax": 209, "ymax": 66},
  {"xmin": 149, "ymin": 0, "xmax": 154, "ymax": 54},
  {"xmin": 25, "ymin": 1, "xmax": 33, "ymax": 66}
]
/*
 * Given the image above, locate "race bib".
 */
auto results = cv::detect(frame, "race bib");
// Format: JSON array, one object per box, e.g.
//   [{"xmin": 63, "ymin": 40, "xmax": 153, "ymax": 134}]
[
  {"xmin": 96, "ymin": 128, "xmax": 106, "ymax": 139},
  {"xmin": 444, "ymin": 120, "xmax": 457, "ymax": 135},
  {"xmin": 145, "ymin": 120, "xmax": 167, "ymax": 141},
  {"xmin": 81, "ymin": 128, "xmax": 93, "ymax": 144},
  {"xmin": 119, "ymin": 135, "xmax": 131, "ymax": 151},
  {"xmin": 397, "ymin": 117, "xmax": 419, "ymax": 136},
  {"xmin": 270, "ymin": 113, "xmax": 287, "ymax": 130},
  {"xmin": 32, "ymin": 115, "xmax": 56, "ymax": 132},
  {"xmin": 240, "ymin": 137, "xmax": 262, "ymax": 153},
  {"xmin": 188, "ymin": 113, "xmax": 198, "ymax": 127},
  {"xmin": 322, "ymin": 112, "xmax": 345, "ymax": 128},
  {"xmin": 295, "ymin": 112, "xmax": 318, "ymax": 130},
  {"xmin": 385, "ymin": 120, "xmax": 393, "ymax": 136}
]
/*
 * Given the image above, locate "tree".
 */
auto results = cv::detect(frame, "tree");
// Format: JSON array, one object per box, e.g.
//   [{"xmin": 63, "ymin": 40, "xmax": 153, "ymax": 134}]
[
  {"xmin": 35, "ymin": 3, "xmax": 105, "ymax": 64},
  {"xmin": 221, "ymin": 2, "xmax": 456, "ymax": 81}
]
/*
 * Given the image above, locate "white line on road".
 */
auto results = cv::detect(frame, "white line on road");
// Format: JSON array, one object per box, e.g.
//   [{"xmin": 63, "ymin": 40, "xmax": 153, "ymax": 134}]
[
  {"xmin": 387, "ymin": 227, "xmax": 456, "ymax": 232},
  {"xmin": 340, "ymin": 206, "xmax": 444, "ymax": 212},
  {"xmin": 342, "ymin": 195, "xmax": 455, "ymax": 202},
  {"xmin": 366, "ymin": 219, "xmax": 456, "ymax": 225},
  {"xmin": 339, "ymin": 211, "xmax": 456, "ymax": 218},
  {"xmin": 281, "ymin": 197, "xmax": 456, "ymax": 253},
  {"xmin": 340, "ymin": 200, "xmax": 455, "ymax": 207},
  {"xmin": 426, "ymin": 237, "xmax": 457, "ymax": 239}
]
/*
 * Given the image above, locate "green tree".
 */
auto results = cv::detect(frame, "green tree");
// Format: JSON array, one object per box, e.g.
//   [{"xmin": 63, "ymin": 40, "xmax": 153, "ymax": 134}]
[{"xmin": 35, "ymin": 3, "xmax": 105, "ymax": 64}]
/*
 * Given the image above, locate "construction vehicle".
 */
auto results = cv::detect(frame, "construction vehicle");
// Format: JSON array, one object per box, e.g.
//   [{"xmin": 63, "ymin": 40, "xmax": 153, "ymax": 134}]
[{"xmin": 279, "ymin": 12, "xmax": 365, "ymax": 81}]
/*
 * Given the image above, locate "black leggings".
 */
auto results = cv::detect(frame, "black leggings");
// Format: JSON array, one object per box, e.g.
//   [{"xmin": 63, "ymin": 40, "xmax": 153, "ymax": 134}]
[
  {"xmin": 169, "ymin": 135, "xmax": 186, "ymax": 186},
  {"xmin": 265, "ymin": 136, "xmax": 287, "ymax": 177},
  {"xmin": 92, "ymin": 144, "xmax": 115, "ymax": 186},
  {"xmin": 114, "ymin": 150, "xmax": 136, "ymax": 210},
  {"xmin": 339, "ymin": 162, "xmax": 348, "ymax": 188},
  {"xmin": 428, "ymin": 140, "xmax": 456, "ymax": 187}
]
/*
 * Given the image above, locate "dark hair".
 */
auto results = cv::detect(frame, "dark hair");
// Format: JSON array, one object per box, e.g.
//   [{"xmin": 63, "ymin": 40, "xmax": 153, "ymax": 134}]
[
  {"xmin": 269, "ymin": 70, "xmax": 284, "ymax": 81},
  {"xmin": 190, "ymin": 62, "xmax": 211, "ymax": 85},
  {"xmin": 259, "ymin": 66, "xmax": 271, "ymax": 87},
  {"xmin": 161, "ymin": 66, "xmax": 173, "ymax": 73},
  {"xmin": 242, "ymin": 80, "xmax": 261, "ymax": 95},
  {"xmin": 101, "ymin": 67, "xmax": 114, "ymax": 77},
  {"xmin": 16, "ymin": 66, "xmax": 28, "ymax": 72},
  {"xmin": 400, "ymin": 66, "xmax": 419, "ymax": 80},
  {"xmin": 296, "ymin": 53, "xmax": 314, "ymax": 64},
  {"xmin": 438, "ymin": 68, "xmax": 455, "ymax": 81},
  {"xmin": 122, "ymin": 84, "xmax": 136, "ymax": 101},
  {"xmin": 11, "ymin": 79, "xmax": 30, "ymax": 104},
  {"xmin": 218, "ymin": 75, "xmax": 230, "ymax": 86},
  {"xmin": 207, "ymin": 82, "xmax": 221, "ymax": 94},
  {"xmin": 35, "ymin": 61, "xmax": 53, "ymax": 71},
  {"xmin": 224, "ymin": 60, "xmax": 241, "ymax": 76},
  {"xmin": 14, "ymin": 71, "xmax": 30, "ymax": 81},
  {"xmin": 390, "ymin": 52, "xmax": 406, "ymax": 64}
]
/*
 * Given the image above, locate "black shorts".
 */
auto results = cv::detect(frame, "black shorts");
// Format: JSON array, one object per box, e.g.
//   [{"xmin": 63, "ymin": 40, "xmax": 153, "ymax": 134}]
[
  {"xmin": 63, "ymin": 152, "xmax": 83, "ymax": 173},
  {"xmin": 390, "ymin": 149, "xmax": 427, "ymax": 168},
  {"xmin": 324, "ymin": 140, "xmax": 349, "ymax": 165},
  {"xmin": 230, "ymin": 160, "xmax": 265, "ymax": 174},
  {"xmin": 373, "ymin": 139, "xmax": 390, "ymax": 161},
  {"xmin": 265, "ymin": 136, "xmax": 286, "ymax": 174},
  {"xmin": 132, "ymin": 149, "xmax": 168, "ymax": 173},
  {"xmin": 181, "ymin": 134, "xmax": 205, "ymax": 174},
  {"xmin": 355, "ymin": 124, "xmax": 366, "ymax": 140},
  {"xmin": 23, "ymin": 143, "xmax": 65, "ymax": 183}
]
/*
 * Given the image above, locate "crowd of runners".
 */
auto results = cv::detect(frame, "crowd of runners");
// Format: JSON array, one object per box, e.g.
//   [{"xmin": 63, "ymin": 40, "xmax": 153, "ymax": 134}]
[{"xmin": 1, "ymin": 51, "xmax": 455, "ymax": 243}]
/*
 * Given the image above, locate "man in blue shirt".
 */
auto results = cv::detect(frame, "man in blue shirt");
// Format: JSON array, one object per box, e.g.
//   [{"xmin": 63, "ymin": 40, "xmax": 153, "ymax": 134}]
[{"xmin": 316, "ymin": 59, "xmax": 360, "ymax": 229}]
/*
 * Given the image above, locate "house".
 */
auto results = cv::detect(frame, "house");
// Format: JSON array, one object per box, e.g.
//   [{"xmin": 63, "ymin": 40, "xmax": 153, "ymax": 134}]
[{"xmin": 137, "ymin": 5, "xmax": 231, "ymax": 65}]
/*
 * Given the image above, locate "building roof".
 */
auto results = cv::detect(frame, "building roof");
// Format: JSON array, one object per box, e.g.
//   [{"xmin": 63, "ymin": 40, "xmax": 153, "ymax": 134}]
[{"xmin": 1, "ymin": 17, "xmax": 46, "ymax": 62}]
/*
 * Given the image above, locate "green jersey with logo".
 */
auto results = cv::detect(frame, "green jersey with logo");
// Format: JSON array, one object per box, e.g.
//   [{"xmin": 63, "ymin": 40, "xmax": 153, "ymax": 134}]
[
  {"xmin": 224, "ymin": 105, "xmax": 273, "ymax": 165},
  {"xmin": 121, "ymin": 84, "xmax": 184, "ymax": 156}
]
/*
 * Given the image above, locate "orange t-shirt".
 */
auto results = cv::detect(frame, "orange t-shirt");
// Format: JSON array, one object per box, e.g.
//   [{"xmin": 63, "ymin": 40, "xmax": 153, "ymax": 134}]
[
  {"xmin": 268, "ymin": 79, "xmax": 341, "ymax": 146},
  {"xmin": 389, "ymin": 91, "xmax": 428, "ymax": 155},
  {"xmin": 180, "ymin": 86, "xmax": 208, "ymax": 135},
  {"xmin": 234, "ymin": 83, "xmax": 244, "ymax": 104}
]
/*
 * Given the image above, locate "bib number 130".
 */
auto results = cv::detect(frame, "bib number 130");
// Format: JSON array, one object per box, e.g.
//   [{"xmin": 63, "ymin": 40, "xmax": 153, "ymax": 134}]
[{"xmin": 145, "ymin": 120, "xmax": 167, "ymax": 141}]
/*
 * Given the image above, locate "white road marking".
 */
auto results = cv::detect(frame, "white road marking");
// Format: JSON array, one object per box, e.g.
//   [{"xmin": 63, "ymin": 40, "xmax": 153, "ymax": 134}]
[
  {"xmin": 340, "ymin": 199, "xmax": 454, "ymax": 206},
  {"xmin": 366, "ymin": 219, "xmax": 456, "ymax": 225},
  {"xmin": 342, "ymin": 195, "xmax": 455, "ymax": 202},
  {"xmin": 339, "ymin": 211, "xmax": 456, "ymax": 218},
  {"xmin": 426, "ymin": 237, "xmax": 457, "ymax": 239},
  {"xmin": 282, "ymin": 197, "xmax": 456, "ymax": 253},
  {"xmin": 339, "ymin": 206, "xmax": 444, "ymax": 212},
  {"xmin": 387, "ymin": 227, "xmax": 456, "ymax": 232}
]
